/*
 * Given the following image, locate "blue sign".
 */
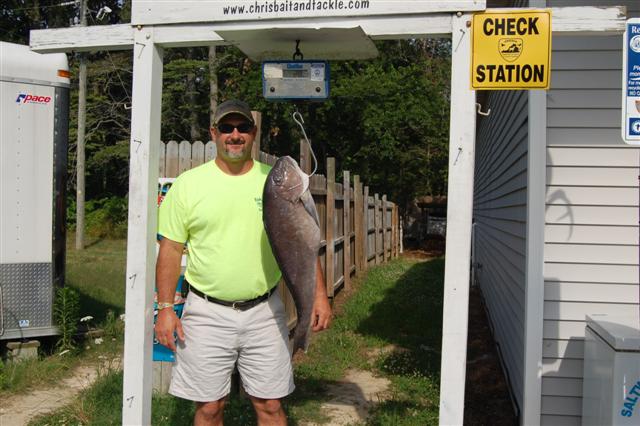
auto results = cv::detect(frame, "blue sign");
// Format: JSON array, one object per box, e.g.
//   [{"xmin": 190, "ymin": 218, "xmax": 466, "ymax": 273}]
[
  {"xmin": 152, "ymin": 275, "xmax": 186, "ymax": 362},
  {"xmin": 623, "ymin": 19, "xmax": 640, "ymax": 144}
]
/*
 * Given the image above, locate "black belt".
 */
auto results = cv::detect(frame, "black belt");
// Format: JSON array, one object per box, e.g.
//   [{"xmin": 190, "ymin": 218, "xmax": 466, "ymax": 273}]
[{"xmin": 186, "ymin": 280, "xmax": 277, "ymax": 311}]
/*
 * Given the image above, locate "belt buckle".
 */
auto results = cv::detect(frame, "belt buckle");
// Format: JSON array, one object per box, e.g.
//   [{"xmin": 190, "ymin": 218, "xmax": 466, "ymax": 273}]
[{"xmin": 232, "ymin": 301, "xmax": 244, "ymax": 311}]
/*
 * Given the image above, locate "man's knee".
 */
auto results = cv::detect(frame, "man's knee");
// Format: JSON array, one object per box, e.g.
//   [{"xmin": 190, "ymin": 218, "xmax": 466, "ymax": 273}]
[
  {"xmin": 196, "ymin": 398, "xmax": 226, "ymax": 418},
  {"xmin": 251, "ymin": 397, "xmax": 283, "ymax": 415}
]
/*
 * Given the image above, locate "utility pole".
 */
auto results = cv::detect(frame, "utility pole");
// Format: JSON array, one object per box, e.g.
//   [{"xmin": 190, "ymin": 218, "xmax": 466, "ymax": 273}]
[{"xmin": 75, "ymin": 0, "xmax": 87, "ymax": 250}]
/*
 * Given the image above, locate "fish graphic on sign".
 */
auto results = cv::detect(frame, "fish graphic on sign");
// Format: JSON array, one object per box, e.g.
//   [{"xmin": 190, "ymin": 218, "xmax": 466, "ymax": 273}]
[{"xmin": 499, "ymin": 38, "xmax": 523, "ymax": 62}]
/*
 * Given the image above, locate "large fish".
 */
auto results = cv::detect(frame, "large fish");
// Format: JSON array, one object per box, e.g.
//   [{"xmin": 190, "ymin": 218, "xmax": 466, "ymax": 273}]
[{"xmin": 263, "ymin": 156, "xmax": 321, "ymax": 354}]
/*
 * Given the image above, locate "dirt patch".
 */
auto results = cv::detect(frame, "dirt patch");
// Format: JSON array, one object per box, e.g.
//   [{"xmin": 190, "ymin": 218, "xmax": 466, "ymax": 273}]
[
  {"xmin": 0, "ymin": 358, "xmax": 121, "ymax": 426},
  {"xmin": 310, "ymin": 369, "xmax": 391, "ymax": 426},
  {"xmin": 403, "ymin": 236, "xmax": 446, "ymax": 259},
  {"xmin": 464, "ymin": 286, "xmax": 517, "ymax": 425}
]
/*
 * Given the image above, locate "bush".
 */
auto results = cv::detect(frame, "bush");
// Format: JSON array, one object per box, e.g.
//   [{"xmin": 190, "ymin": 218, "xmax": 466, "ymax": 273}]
[
  {"xmin": 67, "ymin": 196, "xmax": 129, "ymax": 239},
  {"xmin": 86, "ymin": 196, "xmax": 129, "ymax": 238}
]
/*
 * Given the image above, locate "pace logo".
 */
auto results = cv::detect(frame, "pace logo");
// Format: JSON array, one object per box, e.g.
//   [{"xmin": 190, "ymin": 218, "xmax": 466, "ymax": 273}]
[{"xmin": 15, "ymin": 93, "xmax": 52, "ymax": 104}]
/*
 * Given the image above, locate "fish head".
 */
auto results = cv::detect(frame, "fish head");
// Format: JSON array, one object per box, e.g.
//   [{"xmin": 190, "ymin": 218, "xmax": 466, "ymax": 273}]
[{"xmin": 269, "ymin": 156, "xmax": 309, "ymax": 202}]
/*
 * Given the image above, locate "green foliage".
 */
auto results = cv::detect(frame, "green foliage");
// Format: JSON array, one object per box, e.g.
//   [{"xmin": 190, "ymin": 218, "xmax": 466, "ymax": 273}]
[
  {"xmin": 0, "ymin": 358, "xmax": 6, "ymax": 391},
  {"xmin": 84, "ymin": 196, "xmax": 128, "ymax": 238},
  {"xmin": 0, "ymin": 352, "xmax": 75, "ymax": 396},
  {"xmin": 3, "ymin": 9, "xmax": 452, "ymax": 216},
  {"xmin": 67, "ymin": 195, "xmax": 129, "ymax": 238},
  {"xmin": 162, "ymin": 49, "xmax": 211, "ymax": 140},
  {"xmin": 0, "ymin": 1, "xmax": 128, "ymax": 45},
  {"xmin": 53, "ymin": 287, "xmax": 81, "ymax": 352},
  {"xmin": 102, "ymin": 310, "xmax": 123, "ymax": 340},
  {"xmin": 29, "ymin": 368, "xmax": 124, "ymax": 426}
]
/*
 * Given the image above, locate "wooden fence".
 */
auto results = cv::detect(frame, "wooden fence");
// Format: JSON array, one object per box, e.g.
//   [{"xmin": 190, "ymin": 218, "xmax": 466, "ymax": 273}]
[{"xmin": 158, "ymin": 139, "xmax": 401, "ymax": 331}]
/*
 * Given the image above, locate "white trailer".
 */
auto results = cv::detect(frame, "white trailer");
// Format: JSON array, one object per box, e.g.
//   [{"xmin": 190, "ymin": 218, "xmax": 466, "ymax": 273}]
[{"xmin": 0, "ymin": 42, "xmax": 70, "ymax": 340}]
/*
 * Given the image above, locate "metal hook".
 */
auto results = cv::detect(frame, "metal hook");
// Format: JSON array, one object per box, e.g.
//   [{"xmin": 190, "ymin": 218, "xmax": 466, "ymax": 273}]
[
  {"xmin": 476, "ymin": 102, "xmax": 491, "ymax": 116},
  {"xmin": 292, "ymin": 109, "xmax": 317, "ymax": 177},
  {"xmin": 292, "ymin": 39, "xmax": 304, "ymax": 61}
]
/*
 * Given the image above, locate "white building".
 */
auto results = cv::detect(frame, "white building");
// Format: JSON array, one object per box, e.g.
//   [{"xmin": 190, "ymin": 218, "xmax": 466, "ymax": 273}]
[{"xmin": 474, "ymin": 1, "xmax": 640, "ymax": 424}]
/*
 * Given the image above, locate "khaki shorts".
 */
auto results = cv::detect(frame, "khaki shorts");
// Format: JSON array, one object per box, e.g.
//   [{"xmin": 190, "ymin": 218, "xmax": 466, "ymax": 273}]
[{"xmin": 169, "ymin": 290, "xmax": 295, "ymax": 402}]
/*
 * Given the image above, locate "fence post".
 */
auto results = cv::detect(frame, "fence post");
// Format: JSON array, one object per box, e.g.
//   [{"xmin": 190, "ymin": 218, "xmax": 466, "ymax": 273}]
[
  {"xmin": 353, "ymin": 176, "xmax": 362, "ymax": 274},
  {"xmin": 251, "ymin": 111, "xmax": 261, "ymax": 160},
  {"xmin": 159, "ymin": 141, "xmax": 166, "ymax": 178},
  {"xmin": 165, "ymin": 141, "xmax": 179, "ymax": 178},
  {"xmin": 392, "ymin": 204, "xmax": 398, "ymax": 258},
  {"xmin": 400, "ymin": 216, "xmax": 404, "ymax": 254},
  {"xmin": 390, "ymin": 204, "xmax": 395, "ymax": 259},
  {"xmin": 382, "ymin": 195, "xmax": 388, "ymax": 262},
  {"xmin": 178, "ymin": 141, "xmax": 191, "ymax": 175},
  {"xmin": 363, "ymin": 186, "xmax": 369, "ymax": 268},
  {"xmin": 299, "ymin": 139, "xmax": 312, "ymax": 174},
  {"xmin": 325, "ymin": 158, "xmax": 335, "ymax": 298},
  {"xmin": 373, "ymin": 193, "xmax": 379, "ymax": 265},
  {"xmin": 192, "ymin": 141, "xmax": 205, "ymax": 168},
  {"xmin": 342, "ymin": 170, "xmax": 351, "ymax": 290}
]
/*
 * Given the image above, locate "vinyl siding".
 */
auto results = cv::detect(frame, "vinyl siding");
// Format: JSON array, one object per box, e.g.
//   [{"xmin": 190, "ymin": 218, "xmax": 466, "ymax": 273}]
[
  {"xmin": 541, "ymin": 1, "xmax": 640, "ymax": 423},
  {"xmin": 473, "ymin": 88, "xmax": 529, "ymax": 413}
]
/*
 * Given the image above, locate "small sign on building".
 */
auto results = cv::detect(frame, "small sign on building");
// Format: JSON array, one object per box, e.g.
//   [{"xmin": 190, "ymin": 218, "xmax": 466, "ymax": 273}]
[
  {"xmin": 471, "ymin": 9, "xmax": 551, "ymax": 90},
  {"xmin": 622, "ymin": 18, "xmax": 640, "ymax": 145}
]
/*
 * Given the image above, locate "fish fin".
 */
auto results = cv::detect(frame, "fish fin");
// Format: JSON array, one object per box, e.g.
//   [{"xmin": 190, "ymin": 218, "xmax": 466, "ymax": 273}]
[
  {"xmin": 301, "ymin": 190, "xmax": 320, "ymax": 228},
  {"xmin": 301, "ymin": 171, "xmax": 309, "ymax": 194}
]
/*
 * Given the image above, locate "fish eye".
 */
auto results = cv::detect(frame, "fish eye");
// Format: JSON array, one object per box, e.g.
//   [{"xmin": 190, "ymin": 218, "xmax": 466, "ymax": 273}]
[{"xmin": 272, "ymin": 168, "xmax": 284, "ymax": 185}]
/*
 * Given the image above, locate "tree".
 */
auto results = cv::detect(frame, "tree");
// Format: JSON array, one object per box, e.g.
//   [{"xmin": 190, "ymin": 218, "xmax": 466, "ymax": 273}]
[{"xmin": 2, "ymin": 4, "xmax": 453, "ymax": 219}]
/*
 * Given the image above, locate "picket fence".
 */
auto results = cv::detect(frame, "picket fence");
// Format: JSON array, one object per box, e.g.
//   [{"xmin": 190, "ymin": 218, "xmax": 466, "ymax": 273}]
[{"xmin": 158, "ymin": 139, "xmax": 402, "ymax": 333}]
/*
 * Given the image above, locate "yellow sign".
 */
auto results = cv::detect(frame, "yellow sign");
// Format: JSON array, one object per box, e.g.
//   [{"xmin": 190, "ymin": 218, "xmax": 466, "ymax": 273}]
[{"xmin": 472, "ymin": 9, "xmax": 551, "ymax": 90}]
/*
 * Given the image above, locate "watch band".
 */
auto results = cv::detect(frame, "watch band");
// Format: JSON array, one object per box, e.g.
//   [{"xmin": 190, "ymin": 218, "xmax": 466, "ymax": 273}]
[{"xmin": 157, "ymin": 302, "xmax": 174, "ymax": 310}]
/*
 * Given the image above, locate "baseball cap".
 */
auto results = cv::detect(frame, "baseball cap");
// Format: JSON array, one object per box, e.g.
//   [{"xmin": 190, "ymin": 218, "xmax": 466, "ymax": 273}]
[{"xmin": 213, "ymin": 99, "xmax": 255, "ymax": 125}]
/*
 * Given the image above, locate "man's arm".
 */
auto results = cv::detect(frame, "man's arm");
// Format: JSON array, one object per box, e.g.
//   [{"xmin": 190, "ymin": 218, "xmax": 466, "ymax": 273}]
[
  {"xmin": 311, "ymin": 257, "xmax": 332, "ymax": 331},
  {"xmin": 154, "ymin": 237, "xmax": 185, "ymax": 350}
]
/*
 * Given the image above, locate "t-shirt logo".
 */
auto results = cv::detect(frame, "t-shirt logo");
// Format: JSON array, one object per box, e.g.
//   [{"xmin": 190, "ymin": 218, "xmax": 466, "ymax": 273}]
[{"xmin": 254, "ymin": 197, "xmax": 263, "ymax": 212}]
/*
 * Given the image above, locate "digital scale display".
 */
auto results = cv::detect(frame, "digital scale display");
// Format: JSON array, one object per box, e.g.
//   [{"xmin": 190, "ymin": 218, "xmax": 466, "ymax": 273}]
[
  {"xmin": 262, "ymin": 60, "xmax": 330, "ymax": 100},
  {"xmin": 283, "ymin": 69, "xmax": 310, "ymax": 79}
]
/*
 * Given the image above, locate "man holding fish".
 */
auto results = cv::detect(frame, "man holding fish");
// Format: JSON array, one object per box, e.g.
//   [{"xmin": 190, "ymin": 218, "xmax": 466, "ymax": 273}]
[{"xmin": 155, "ymin": 99, "xmax": 332, "ymax": 426}]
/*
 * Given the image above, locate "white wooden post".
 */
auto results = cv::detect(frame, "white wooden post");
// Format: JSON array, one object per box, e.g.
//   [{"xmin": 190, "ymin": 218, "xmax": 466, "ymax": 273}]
[
  {"xmin": 122, "ymin": 27, "xmax": 163, "ymax": 425},
  {"xmin": 438, "ymin": 13, "xmax": 476, "ymax": 426}
]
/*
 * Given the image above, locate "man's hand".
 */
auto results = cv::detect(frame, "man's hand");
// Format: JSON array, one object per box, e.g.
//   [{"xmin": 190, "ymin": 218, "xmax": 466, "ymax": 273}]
[
  {"xmin": 154, "ymin": 308, "xmax": 185, "ymax": 351},
  {"xmin": 312, "ymin": 257, "xmax": 332, "ymax": 331},
  {"xmin": 311, "ymin": 293, "xmax": 332, "ymax": 331},
  {"xmin": 155, "ymin": 237, "xmax": 186, "ymax": 351}
]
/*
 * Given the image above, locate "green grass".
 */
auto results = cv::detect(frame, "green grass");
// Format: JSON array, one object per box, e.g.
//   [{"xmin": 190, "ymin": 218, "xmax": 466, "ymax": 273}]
[
  {"xmin": 26, "ymin": 256, "xmax": 445, "ymax": 425},
  {"xmin": 289, "ymin": 257, "xmax": 444, "ymax": 425},
  {"xmin": 65, "ymin": 236, "xmax": 127, "ymax": 321},
  {"xmin": 0, "ymin": 236, "xmax": 126, "ymax": 397}
]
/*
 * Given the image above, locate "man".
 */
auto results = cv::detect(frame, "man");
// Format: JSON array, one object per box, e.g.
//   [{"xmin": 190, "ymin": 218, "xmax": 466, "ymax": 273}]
[{"xmin": 155, "ymin": 99, "xmax": 332, "ymax": 426}]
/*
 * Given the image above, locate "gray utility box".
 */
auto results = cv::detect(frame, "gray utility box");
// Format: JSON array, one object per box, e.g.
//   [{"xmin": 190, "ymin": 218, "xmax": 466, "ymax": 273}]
[
  {"xmin": 582, "ymin": 314, "xmax": 640, "ymax": 425},
  {"xmin": 0, "ymin": 42, "xmax": 70, "ymax": 340}
]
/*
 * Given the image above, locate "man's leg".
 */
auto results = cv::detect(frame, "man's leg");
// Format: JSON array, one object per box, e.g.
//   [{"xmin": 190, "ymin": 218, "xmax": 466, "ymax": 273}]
[
  {"xmin": 194, "ymin": 398, "xmax": 226, "ymax": 426},
  {"xmin": 250, "ymin": 396, "xmax": 286, "ymax": 426}
]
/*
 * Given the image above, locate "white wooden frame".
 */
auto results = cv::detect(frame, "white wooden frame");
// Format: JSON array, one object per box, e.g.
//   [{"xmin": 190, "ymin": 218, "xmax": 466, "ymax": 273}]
[{"xmin": 28, "ymin": 5, "xmax": 626, "ymax": 425}]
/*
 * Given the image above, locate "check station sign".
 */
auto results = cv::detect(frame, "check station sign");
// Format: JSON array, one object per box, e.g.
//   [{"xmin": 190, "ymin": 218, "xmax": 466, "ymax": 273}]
[{"xmin": 472, "ymin": 10, "xmax": 551, "ymax": 90}]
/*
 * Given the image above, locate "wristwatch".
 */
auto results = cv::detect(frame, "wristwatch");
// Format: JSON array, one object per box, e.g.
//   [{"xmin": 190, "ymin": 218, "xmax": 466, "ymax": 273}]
[{"xmin": 157, "ymin": 302, "xmax": 174, "ymax": 310}]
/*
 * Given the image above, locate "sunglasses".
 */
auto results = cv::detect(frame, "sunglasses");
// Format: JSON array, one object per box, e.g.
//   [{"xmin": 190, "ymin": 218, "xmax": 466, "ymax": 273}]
[{"xmin": 217, "ymin": 122, "xmax": 254, "ymax": 134}]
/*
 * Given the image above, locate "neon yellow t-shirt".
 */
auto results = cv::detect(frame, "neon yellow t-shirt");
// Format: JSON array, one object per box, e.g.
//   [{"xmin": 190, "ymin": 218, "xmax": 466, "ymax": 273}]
[{"xmin": 158, "ymin": 160, "xmax": 281, "ymax": 301}]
